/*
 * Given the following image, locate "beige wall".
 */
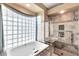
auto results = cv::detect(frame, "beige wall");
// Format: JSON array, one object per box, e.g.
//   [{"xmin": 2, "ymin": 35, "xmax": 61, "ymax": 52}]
[
  {"xmin": 38, "ymin": 10, "xmax": 49, "ymax": 42},
  {"xmin": 53, "ymin": 12, "xmax": 74, "ymax": 22},
  {"xmin": 37, "ymin": 12, "xmax": 44, "ymax": 42}
]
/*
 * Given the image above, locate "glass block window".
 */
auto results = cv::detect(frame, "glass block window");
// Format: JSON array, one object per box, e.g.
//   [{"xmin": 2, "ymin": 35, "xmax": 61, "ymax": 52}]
[
  {"xmin": 37, "ymin": 16, "xmax": 42, "ymax": 42},
  {"xmin": 2, "ymin": 5, "xmax": 36, "ymax": 50}
]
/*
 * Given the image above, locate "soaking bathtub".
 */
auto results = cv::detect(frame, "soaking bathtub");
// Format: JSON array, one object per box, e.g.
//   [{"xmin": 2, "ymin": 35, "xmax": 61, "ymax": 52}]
[{"xmin": 6, "ymin": 41, "xmax": 49, "ymax": 56}]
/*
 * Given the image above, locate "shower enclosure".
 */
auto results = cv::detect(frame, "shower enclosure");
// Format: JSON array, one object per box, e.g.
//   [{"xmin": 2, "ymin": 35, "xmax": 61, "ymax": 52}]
[
  {"xmin": 45, "ymin": 21, "xmax": 79, "ymax": 56},
  {"xmin": 45, "ymin": 9, "xmax": 79, "ymax": 56}
]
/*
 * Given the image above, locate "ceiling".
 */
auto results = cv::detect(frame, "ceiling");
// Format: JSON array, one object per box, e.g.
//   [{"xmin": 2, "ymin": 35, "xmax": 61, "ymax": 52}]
[
  {"xmin": 6, "ymin": 3, "xmax": 44, "ymax": 16},
  {"xmin": 6, "ymin": 3, "xmax": 79, "ymax": 16},
  {"xmin": 43, "ymin": 3, "xmax": 62, "ymax": 8},
  {"xmin": 48, "ymin": 3, "xmax": 79, "ymax": 15},
  {"xmin": 17, "ymin": 3, "xmax": 43, "ymax": 13}
]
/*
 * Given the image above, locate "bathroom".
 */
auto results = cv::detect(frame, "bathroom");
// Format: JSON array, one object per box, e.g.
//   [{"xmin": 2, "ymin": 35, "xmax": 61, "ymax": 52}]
[{"xmin": 0, "ymin": 3, "xmax": 79, "ymax": 56}]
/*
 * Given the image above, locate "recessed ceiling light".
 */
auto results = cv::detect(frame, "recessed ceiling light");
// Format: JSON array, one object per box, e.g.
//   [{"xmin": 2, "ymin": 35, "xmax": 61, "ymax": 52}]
[
  {"xmin": 60, "ymin": 10, "xmax": 65, "ymax": 14},
  {"xmin": 26, "ymin": 4, "xmax": 30, "ymax": 7}
]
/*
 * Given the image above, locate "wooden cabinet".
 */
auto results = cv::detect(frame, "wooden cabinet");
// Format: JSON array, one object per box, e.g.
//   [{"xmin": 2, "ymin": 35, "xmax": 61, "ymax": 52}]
[{"xmin": 54, "ymin": 48, "xmax": 77, "ymax": 56}]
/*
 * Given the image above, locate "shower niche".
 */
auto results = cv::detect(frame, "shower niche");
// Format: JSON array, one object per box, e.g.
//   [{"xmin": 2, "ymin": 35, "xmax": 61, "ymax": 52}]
[{"xmin": 58, "ymin": 25, "xmax": 64, "ymax": 37}]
